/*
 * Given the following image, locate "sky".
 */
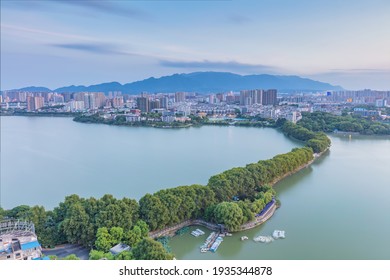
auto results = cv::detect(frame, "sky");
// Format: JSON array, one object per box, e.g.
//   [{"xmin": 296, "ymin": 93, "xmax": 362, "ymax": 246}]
[{"xmin": 1, "ymin": 0, "xmax": 389, "ymax": 90}]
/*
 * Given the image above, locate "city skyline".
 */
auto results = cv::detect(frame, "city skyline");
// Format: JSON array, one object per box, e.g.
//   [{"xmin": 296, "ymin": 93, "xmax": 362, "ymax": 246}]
[{"xmin": 1, "ymin": 0, "xmax": 390, "ymax": 90}]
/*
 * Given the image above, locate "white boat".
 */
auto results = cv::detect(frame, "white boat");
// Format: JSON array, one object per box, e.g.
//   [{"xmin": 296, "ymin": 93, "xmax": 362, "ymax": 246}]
[
  {"xmin": 226, "ymin": 233, "xmax": 232, "ymax": 237},
  {"xmin": 191, "ymin": 228, "xmax": 206, "ymax": 237},
  {"xmin": 195, "ymin": 229, "xmax": 205, "ymax": 235},
  {"xmin": 253, "ymin": 235, "xmax": 274, "ymax": 243},
  {"xmin": 272, "ymin": 230, "xmax": 285, "ymax": 239},
  {"xmin": 210, "ymin": 237, "xmax": 223, "ymax": 252},
  {"xmin": 191, "ymin": 231, "xmax": 201, "ymax": 237},
  {"xmin": 241, "ymin": 236, "xmax": 248, "ymax": 241}
]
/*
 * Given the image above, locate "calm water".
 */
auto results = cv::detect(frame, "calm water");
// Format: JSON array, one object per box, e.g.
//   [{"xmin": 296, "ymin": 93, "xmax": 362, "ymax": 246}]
[
  {"xmin": 1, "ymin": 117, "xmax": 389, "ymax": 260},
  {"xmin": 170, "ymin": 135, "xmax": 390, "ymax": 259},
  {"xmin": 0, "ymin": 116, "xmax": 299, "ymax": 209}
]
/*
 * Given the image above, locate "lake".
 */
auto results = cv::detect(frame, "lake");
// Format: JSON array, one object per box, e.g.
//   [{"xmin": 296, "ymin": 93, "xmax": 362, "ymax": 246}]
[
  {"xmin": 1, "ymin": 116, "xmax": 389, "ymax": 260},
  {"xmin": 0, "ymin": 116, "xmax": 299, "ymax": 209}
]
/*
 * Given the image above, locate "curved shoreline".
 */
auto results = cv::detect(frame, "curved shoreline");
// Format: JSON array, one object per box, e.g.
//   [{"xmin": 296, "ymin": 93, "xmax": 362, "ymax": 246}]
[{"xmin": 149, "ymin": 149, "xmax": 327, "ymax": 239}]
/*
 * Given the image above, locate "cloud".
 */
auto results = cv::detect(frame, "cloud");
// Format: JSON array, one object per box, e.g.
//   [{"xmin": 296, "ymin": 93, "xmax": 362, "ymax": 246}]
[
  {"xmin": 54, "ymin": 0, "xmax": 148, "ymax": 18},
  {"xmin": 49, "ymin": 42, "xmax": 131, "ymax": 56},
  {"xmin": 2, "ymin": 0, "xmax": 148, "ymax": 19},
  {"xmin": 2, "ymin": 24, "xmax": 93, "ymax": 41},
  {"xmin": 307, "ymin": 69, "xmax": 390, "ymax": 90},
  {"xmin": 160, "ymin": 59, "xmax": 278, "ymax": 73},
  {"xmin": 328, "ymin": 68, "xmax": 390, "ymax": 74},
  {"xmin": 228, "ymin": 14, "xmax": 252, "ymax": 24}
]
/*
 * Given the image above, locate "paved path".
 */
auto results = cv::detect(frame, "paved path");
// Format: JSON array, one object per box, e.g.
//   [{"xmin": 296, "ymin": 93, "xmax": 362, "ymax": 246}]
[
  {"xmin": 149, "ymin": 201, "xmax": 277, "ymax": 239},
  {"xmin": 42, "ymin": 244, "xmax": 89, "ymax": 260}
]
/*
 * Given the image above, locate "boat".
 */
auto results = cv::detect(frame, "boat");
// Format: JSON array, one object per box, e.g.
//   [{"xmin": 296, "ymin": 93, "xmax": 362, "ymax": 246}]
[
  {"xmin": 209, "ymin": 237, "xmax": 223, "ymax": 252},
  {"xmin": 272, "ymin": 230, "xmax": 285, "ymax": 239},
  {"xmin": 226, "ymin": 233, "xmax": 232, "ymax": 237},
  {"xmin": 191, "ymin": 231, "xmax": 200, "ymax": 237},
  {"xmin": 200, "ymin": 232, "xmax": 217, "ymax": 250},
  {"xmin": 253, "ymin": 235, "xmax": 274, "ymax": 243},
  {"xmin": 191, "ymin": 228, "xmax": 205, "ymax": 237},
  {"xmin": 200, "ymin": 248, "xmax": 208, "ymax": 253},
  {"xmin": 241, "ymin": 236, "xmax": 248, "ymax": 241}
]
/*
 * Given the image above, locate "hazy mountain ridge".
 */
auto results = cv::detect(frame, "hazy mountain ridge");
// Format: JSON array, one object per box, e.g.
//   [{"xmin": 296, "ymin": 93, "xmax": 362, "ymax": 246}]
[{"xmin": 9, "ymin": 72, "xmax": 343, "ymax": 94}]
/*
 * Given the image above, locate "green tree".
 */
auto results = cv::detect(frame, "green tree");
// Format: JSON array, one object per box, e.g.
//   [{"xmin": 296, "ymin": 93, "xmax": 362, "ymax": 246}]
[
  {"xmin": 0, "ymin": 207, "xmax": 4, "ymax": 220},
  {"xmin": 6, "ymin": 205, "xmax": 31, "ymax": 219},
  {"xmin": 132, "ymin": 238, "xmax": 174, "ymax": 260},
  {"xmin": 139, "ymin": 194, "xmax": 170, "ymax": 230},
  {"xmin": 135, "ymin": 220, "xmax": 149, "ymax": 237},
  {"xmin": 95, "ymin": 227, "xmax": 113, "ymax": 252},
  {"xmin": 63, "ymin": 254, "xmax": 80, "ymax": 260},
  {"xmin": 214, "ymin": 202, "xmax": 244, "ymax": 231},
  {"xmin": 110, "ymin": 227, "xmax": 124, "ymax": 245},
  {"xmin": 62, "ymin": 203, "xmax": 94, "ymax": 246},
  {"xmin": 89, "ymin": 250, "xmax": 114, "ymax": 260},
  {"xmin": 26, "ymin": 206, "xmax": 47, "ymax": 235},
  {"xmin": 115, "ymin": 251, "xmax": 133, "ymax": 260}
]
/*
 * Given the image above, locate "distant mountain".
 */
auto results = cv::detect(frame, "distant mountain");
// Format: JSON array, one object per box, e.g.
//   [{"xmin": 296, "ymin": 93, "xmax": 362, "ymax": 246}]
[
  {"xmin": 10, "ymin": 72, "xmax": 343, "ymax": 94},
  {"xmin": 11, "ymin": 86, "xmax": 52, "ymax": 92}
]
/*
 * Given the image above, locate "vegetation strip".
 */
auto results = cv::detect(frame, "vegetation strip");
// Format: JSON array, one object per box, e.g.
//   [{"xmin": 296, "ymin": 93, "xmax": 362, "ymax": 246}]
[{"xmin": 1, "ymin": 116, "xmax": 332, "ymax": 259}]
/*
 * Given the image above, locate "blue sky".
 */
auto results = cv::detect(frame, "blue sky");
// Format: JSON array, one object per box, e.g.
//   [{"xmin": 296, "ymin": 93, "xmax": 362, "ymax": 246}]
[{"xmin": 1, "ymin": 0, "xmax": 389, "ymax": 90}]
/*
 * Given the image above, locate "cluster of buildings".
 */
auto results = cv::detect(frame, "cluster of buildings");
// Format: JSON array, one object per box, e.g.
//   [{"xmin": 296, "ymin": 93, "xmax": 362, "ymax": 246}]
[
  {"xmin": 1, "ymin": 88, "xmax": 389, "ymax": 123},
  {"xmin": 0, "ymin": 220, "xmax": 47, "ymax": 260}
]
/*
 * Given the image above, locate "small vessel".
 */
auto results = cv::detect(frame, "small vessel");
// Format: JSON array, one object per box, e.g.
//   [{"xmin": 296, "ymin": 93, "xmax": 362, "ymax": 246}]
[
  {"xmin": 200, "ymin": 248, "xmax": 208, "ymax": 253},
  {"xmin": 272, "ymin": 230, "xmax": 285, "ymax": 239},
  {"xmin": 241, "ymin": 236, "xmax": 248, "ymax": 241},
  {"xmin": 226, "ymin": 233, "xmax": 232, "ymax": 237},
  {"xmin": 253, "ymin": 235, "xmax": 274, "ymax": 243},
  {"xmin": 191, "ymin": 228, "xmax": 205, "ymax": 237},
  {"xmin": 200, "ymin": 232, "xmax": 217, "ymax": 250},
  {"xmin": 209, "ymin": 237, "xmax": 223, "ymax": 252}
]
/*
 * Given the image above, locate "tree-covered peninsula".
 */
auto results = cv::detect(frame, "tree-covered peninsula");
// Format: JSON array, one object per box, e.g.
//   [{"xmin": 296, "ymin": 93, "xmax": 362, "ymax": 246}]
[{"xmin": 1, "ymin": 117, "xmax": 331, "ymax": 260}]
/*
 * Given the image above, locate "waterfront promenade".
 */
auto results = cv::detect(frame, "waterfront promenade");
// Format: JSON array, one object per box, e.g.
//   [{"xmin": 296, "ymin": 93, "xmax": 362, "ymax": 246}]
[{"xmin": 149, "ymin": 201, "xmax": 277, "ymax": 239}]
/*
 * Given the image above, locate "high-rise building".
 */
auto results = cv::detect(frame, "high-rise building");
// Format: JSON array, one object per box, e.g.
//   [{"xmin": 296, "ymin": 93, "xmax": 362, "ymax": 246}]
[
  {"xmin": 150, "ymin": 99, "xmax": 161, "ymax": 110},
  {"xmin": 208, "ymin": 94, "xmax": 215, "ymax": 104},
  {"xmin": 175, "ymin": 92, "xmax": 186, "ymax": 103},
  {"xmin": 95, "ymin": 92, "xmax": 106, "ymax": 108},
  {"xmin": 27, "ymin": 96, "xmax": 35, "ymax": 111},
  {"xmin": 137, "ymin": 97, "xmax": 149, "ymax": 112},
  {"xmin": 62, "ymin": 92, "xmax": 72, "ymax": 102},
  {"xmin": 112, "ymin": 96, "xmax": 124, "ymax": 108},
  {"xmin": 27, "ymin": 96, "xmax": 44, "ymax": 111},
  {"xmin": 262, "ymin": 89, "xmax": 277, "ymax": 105},
  {"xmin": 160, "ymin": 96, "xmax": 169, "ymax": 109},
  {"xmin": 84, "ymin": 93, "xmax": 96, "ymax": 109},
  {"xmin": 69, "ymin": 100, "xmax": 85, "ymax": 111},
  {"xmin": 240, "ymin": 89, "xmax": 277, "ymax": 106},
  {"xmin": 52, "ymin": 94, "xmax": 64, "ymax": 104}
]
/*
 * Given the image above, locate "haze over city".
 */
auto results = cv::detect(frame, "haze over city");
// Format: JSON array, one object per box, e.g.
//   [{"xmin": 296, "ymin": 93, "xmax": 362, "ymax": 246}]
[{"xmin": 1, "ymin": 0, "xmax": 389, "ymax": 90}]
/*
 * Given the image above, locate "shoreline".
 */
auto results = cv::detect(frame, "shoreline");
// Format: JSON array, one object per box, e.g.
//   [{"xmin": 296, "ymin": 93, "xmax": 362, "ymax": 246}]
[{"xmin": 149, "ymin": 148, "xmax": 328, "ymax": 239}]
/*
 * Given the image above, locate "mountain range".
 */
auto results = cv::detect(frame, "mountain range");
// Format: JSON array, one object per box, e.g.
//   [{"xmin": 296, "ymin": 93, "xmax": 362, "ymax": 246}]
[{"xmin": 11, "ymin": 72, "xmax": 343, "ymax": 94}]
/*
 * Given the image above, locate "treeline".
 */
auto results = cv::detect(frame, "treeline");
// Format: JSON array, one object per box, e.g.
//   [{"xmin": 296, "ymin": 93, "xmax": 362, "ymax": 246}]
[
  {"xmin": 74, "ymin": 114, "xmax": 190, "ymax": 128},
  {"xmin": 1, "ymin": 195, "xmax": 138, "ymax": 248},
  {"xmin": 280, "ymin": 119, "xmax": 331, "ymax": 153},
  {"xmin": 298, "ymin": 111, "xmax": 390, "ymax": 135}
]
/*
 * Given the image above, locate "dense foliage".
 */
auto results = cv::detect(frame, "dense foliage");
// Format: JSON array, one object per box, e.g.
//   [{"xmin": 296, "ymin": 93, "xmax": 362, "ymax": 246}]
[
  {"xmin": 132, "ymin": 238, "xmax": 174, "ymax": 260},
  {"xmin": 74, "ymin": 113, "xmax": 191, "ymax": 128},
  {"xmin": 281, "ymin": 121, "xmax": 331, "ymax": 153},
  {"xmin": 298, "ymin": 111, "xmax": 390, "ymax": 135}
]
